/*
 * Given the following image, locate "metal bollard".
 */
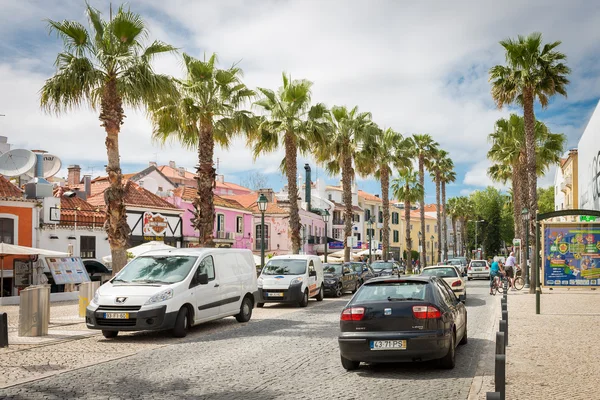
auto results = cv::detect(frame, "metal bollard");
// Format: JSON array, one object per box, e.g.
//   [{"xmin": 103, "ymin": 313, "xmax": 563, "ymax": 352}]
[
  {"xmin": 495, "ymin": 354, "xmax": 506, "ymax": 399},
  {"xmin": 501, "ymin": 302, "xmax": 507, "ymax": 312},
  {"xmin": 495, "ymin": 331, "xmax": 505, "ymax": 355},
  {"xmin": 0, "ymin": 312, "xmax": 8, "ymax": 348},
  {"xmin": 486, "ymin": 393, "xmax": 501, "ymax": 400},
  {"xmin": 499, "ymin": 320, "xmax": 508, "ymax": 347}
]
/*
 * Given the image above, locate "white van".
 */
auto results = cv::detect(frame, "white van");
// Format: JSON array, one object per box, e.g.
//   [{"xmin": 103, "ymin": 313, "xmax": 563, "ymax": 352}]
[
  {"xmin": 86, "ymin": 248, "xmax": 258, "ymax": 338},
  {"xmin": 256, "ymin": 255, "xmax": 324, "ymax": 307}
]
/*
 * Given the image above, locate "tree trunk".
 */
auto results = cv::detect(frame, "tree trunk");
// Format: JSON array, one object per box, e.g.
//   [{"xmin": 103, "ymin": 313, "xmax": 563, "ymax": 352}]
[
  {"xmin": 381, "ymin": 168, "xmax": 390, "ymax": 262},
  {"xmin": 100, "ymin": 77, "xmax": 130, "ymax": 275},
  {"xmin": 442, "ymin": 181, "xmax": 448, "ymax": 262},
  {"xmin": 523, "ymin": 88, "xmax": 537, "ymax": 293},
  {"xmin": 405, "ymin": 186, "xmax": 413, "ymax": 273},
  {"xmin": 284, "ymin": 132, "xmax": 301, "ymax": 254},
  {"xmin": 342, "ymin": 153, "xmax": 353, "ymax": 262},
  {"xmin": 419, "ymin": 155, "xmax": 426, "ymax": 267},
  {"xmin": 460, "ymin": 217, "xmax": 467, "ymax": 257},
  {"xmin": 192, "ymin": 117, "xmax": 216, "ymax": 247},
  {"xmin": 435, "ymin": 172, "xmax": 442, "ymax": 264},
  {"xmin": 451, "ymin": 217, "xmax": 457, "ymax": 258}
]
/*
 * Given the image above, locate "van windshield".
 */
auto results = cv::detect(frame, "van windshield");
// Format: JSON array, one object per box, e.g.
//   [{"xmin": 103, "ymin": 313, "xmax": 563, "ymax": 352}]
[
  {"xmin": 114, "ymin": 256, "xmax": 198, "ymax": 284},
  {"xmin": 262, "ymin": 259, "xmax": 307, "ymax": 275}
]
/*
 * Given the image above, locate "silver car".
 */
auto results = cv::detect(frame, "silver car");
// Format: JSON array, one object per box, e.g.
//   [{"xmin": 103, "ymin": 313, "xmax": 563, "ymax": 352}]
[{"xmin": 467, "ymin": 260, "xmax": 490, "ymax": 280}]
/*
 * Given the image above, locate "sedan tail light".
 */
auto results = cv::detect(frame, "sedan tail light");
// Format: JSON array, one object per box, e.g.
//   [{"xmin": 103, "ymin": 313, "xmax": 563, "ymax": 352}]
[
  {"xmin": 452, "ymin": 280, "xmax": 461, "ymax": 287},
  {"xmin": 341, "ymin": 307, "xmax": 365, "ymax": 321},
  {"xmin": 412, "ymin": 305, "xmax": 442, "ymax": 319},
  {"xmin": 485, "ymin": 265, "xmax": 489, "ymax": 270}
]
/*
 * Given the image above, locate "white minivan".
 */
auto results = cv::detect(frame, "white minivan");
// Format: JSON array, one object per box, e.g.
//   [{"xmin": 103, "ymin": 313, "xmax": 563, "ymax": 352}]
[
  {"xmin": 86, "ymin": 248, "xmax": 258, "ymax": 338},
  {"xmin": 256, "ymin": 255, "xmax": 324, "ymax": 307}
]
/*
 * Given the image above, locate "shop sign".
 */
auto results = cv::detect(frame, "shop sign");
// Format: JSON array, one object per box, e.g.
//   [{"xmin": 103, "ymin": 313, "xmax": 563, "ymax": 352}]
[{"xmin": 143, "ymin": 212, "xmax": 168, "ymax": 236}]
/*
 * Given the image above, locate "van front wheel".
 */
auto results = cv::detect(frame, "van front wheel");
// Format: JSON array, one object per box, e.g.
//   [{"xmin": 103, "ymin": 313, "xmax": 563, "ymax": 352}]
[
  {"xmin": 172, "ymin": 307, "xmax": 189, "ymax": 338},
  {"xmin": 316, "ymin": 285, "xmax": 324, "ymax": 301},
  {"xmin": 299, "ymin": 289, "xmax": 309, "ymax": 307},
  {"xmin": 235, "ymin": 296, "xmax": 253, "ymax": 323}
]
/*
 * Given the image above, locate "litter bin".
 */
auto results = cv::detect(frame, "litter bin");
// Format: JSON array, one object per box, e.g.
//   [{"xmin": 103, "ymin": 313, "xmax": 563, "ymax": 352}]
[
  {"xmin": 79, "ymin": 281, "xmax": 100, "ymax": 317},
  {"xmin": 18, "ymin": 285, "xmax": 50, "ymax": 337}
]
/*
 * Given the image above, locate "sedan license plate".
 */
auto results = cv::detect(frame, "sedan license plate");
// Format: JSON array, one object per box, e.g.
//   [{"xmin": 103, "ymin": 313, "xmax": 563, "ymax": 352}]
[
  {"xmin": 267, "ymin": 292, "xmax": 284, "ymax": 297},
  {"xmin": 103, "ymin": 312, "xmax": 129, "ymax": 319},
  {"xmin": 370, "ymin": 340, "xmax": 406, "ymax": 350}
]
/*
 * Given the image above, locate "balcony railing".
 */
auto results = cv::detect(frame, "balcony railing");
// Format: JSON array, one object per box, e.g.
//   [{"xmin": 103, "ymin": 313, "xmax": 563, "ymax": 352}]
[
  {"xmin": 332, "ymin": 219, "xmax": 345, "ymax": 225},
  {"xmin": 565, "ymin": 175, "xmax": 573, "ymax": 188}
]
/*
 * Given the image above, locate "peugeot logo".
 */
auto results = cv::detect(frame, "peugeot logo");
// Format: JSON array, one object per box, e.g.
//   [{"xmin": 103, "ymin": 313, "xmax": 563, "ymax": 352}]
[{"xmin": 115, "ymin": 297, "xmax": 127, "ymax": 304}]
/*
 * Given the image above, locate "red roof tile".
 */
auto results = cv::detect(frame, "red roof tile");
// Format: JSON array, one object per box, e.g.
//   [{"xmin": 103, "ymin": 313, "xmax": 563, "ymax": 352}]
[
  {"xmin": 89, "ymin": 181, "xmax": 180, "ymax": 211},
  {"xmin": 173, "ymin": 187, "xmax": 249, "ymax": 211},
  {"xmin": 0, "ymin": 175, "xmax": 24, "ymax": 198},
  {"xmin": 53, "ymin": 186, "xmax": 105, "ymax": 226},
  {"xmin": 215, "ymin": 180, "xmax": 251, "ymax": 193},
  {"xmin": 221, "ymin": 193, "xmax": 259, "ymax": 208},
  {"xmin": 358, "ymin": 190, "xmax": 382, "ymax": 202}
]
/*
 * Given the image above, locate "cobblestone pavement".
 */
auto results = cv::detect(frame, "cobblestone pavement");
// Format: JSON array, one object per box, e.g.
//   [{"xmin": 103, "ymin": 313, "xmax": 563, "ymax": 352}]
[
  {"xmin": 504, "ymin": 289, "xmax": 600, "ymax": 400},
  {"xmin": 1, "ymin": 281, "xmax": 499, "ymax": 399}
]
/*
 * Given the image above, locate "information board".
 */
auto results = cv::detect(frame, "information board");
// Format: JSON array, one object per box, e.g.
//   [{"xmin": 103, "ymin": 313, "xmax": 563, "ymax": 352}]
[
  {"xmin": 13, "ymin": 259, "xmax": 32, "ymax": 288},
  {"xmin": 543, "ymin": 223, "xmax": 600, "ymax": 287},
  {"xmin": 46, "ymin": 257, "xmax": 91, "ymax": 285}
]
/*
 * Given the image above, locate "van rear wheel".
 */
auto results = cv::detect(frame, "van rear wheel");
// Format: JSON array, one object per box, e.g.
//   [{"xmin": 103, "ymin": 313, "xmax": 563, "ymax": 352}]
[
  {"xmin": 299, "ymin": 289, "xmax": 309, "ymax": 307},
  {"xmin": 235, "ymin": 296, "xmax": 253, "ymax": 323},
  {"xmin": 172, "ymin": 307, "xmax": 189, "ymax": 338}
]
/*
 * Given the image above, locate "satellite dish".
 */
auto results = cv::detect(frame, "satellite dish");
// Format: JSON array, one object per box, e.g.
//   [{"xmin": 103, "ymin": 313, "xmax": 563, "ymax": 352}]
[
  {"xmin": 0, "ymin": 149, "xmax": 36, "ymax": 177},
  {"xmin": 139, "ymin": 177, "xmax": 159, "ymax": 194},
  {"xmin": 24, "ymin": 154, "xmax": 62, "ymax": 178}
]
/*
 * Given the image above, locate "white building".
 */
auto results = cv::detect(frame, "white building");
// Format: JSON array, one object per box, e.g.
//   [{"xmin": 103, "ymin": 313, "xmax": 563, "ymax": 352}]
[{"xmin": 578, "ymin": 100, "xmax": 600, "ymax": 211}]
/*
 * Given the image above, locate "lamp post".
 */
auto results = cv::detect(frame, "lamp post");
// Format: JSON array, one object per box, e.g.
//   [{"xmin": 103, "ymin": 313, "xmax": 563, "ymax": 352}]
[
  {"xmin": 522, "ymin": 207, "xmax": 530, "ymax": 288},
  {"xmin": 471, "ymin": 219, "xmax": 484, "ymax": 259},
  {"xmin": 257, "ymin": 194, "xmax": 268, "ymax": 271},
  {"xmin": 418, "ymin": 231, "xmax": 422, "ymax": 270},
  {"xmin": 367, "ymin": 217, "xmax": 374, "ymax": 264},
  {"xmin": 431, "ymin": 235, "xmax": 435, "ymax": 265},
  {"xmin": 322, "ymin": 210, "xmax": 330, "ymax": 263}
]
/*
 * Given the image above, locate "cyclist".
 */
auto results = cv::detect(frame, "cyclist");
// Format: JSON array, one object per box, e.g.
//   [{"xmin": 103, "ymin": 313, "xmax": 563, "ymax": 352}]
[
  {"xmin": 489, "ymin": 258, "xmax": 504, "ymax": 295},
  {"xmin": 505, "ymin": 251, "xmax": 517, "ymax": 290}
]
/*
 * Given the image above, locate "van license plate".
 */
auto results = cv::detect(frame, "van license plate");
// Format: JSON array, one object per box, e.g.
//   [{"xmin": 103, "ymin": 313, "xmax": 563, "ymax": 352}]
[
  {"xmin": 104, "ymin": 312, "xmax": 129, "ymax": 319},
  {"xmin": 370, "ymin": 340, "xmax": 406, "ymax": 350},
  {"xmin": 267, "ymin": 292, "xmax": 284, "ymax": 297}
]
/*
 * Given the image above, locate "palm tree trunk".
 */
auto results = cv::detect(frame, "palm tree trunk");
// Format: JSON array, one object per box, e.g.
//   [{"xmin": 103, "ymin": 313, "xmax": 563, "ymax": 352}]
[
  {"xmin": 405, "ymin": 187, "xmax": 413, "ymax": 273},
  {"xmin": 523, "ymin": 89, "xmax": 537, "ymax": 293},
  {"xmin": 451, "ymin": 217, "xmax": 457, "ymax": 258},
  {"xmin": 512, "ymin": 161, "xmax": 525, "ymax": 268},
  {"xmin": 381, "ymin": 168, "xmax": 390, "ymax": 262},
  {"xmin": 418, "ymin": 155, "xmax": 426, "ymax": 267},
  {"xmin": 342, "ymin": 153, "xmax": 353, "ymax": 262},
  {"xmin": 435, "ymin": 173, "xmax": 442, "ymax": 264},
  {"xmin": 284, "ymin": 132, "xmax": 301, "ymax": 254},
  {"xmin": 100, "ymin": 78, "xmax": 130, "ymax": 274},
  {"xmin": 461, "ymin": 217, "xmax": 467, "ymax": 257},
  {"xmin": 442, "ymin": 181, "xmax": 448, "ymax": 262},
  {"xmin": 192, "ymin": 117, "xmax": 216, "ymax": 247}
]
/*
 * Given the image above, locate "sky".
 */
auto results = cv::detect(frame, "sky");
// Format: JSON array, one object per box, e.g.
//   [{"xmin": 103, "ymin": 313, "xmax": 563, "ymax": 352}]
[{"xmin": 0, "ymin": 0, "xmax": 599, "ymax": 203}]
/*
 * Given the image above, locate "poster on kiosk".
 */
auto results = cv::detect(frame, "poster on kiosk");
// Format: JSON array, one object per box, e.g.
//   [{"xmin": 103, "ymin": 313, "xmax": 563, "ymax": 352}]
[{"xmin": 42, "ymin": 256, "xmax": 91, "ymax": 285}]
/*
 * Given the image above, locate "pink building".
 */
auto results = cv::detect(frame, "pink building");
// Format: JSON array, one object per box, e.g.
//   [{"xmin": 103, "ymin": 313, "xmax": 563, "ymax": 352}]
[{"xmin": 167, "ymin": 187, "xmax": 253, "ymax": 249}]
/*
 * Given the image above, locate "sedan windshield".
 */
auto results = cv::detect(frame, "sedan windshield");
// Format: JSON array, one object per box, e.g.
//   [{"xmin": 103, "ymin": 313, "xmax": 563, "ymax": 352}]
[
  {"xmin": 323, "ymin": 264, "xmax": 342, "ymax": 274},
  {"xmin": 354, "ymin": 282, "xmax": 428, "ymax": 302},
  {"xmin": 421, "ymin": 267, "xmax": 458, "ymax": 278},
  {"xmin": 115, "ymin": 256, "xmax": 197, "ymax": 284},
  {"xmin": 371, "ymin": 262, "xmax": 396, "ymax": 271},
  {"xmin": 262, "ymin": 259, "xmax": 307, "ymax": 275}
]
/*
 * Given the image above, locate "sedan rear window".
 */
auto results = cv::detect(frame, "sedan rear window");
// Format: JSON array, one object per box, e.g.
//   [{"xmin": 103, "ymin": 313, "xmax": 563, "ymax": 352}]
[
  {"xmin": 353, "ymin": 282, "xmax": 428, "ymax": 302},
  {"xmin": 421, "ymin": 267, "xmax": 458, "ymax": 278},
  {"xmin": 471, "ymin": 261, "xmax": 487, "ymax": 267}
]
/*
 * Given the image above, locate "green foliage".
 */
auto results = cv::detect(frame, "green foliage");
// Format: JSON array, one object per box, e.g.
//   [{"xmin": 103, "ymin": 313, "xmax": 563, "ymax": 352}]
[
  {"xmin": 469, "ymin": 187, "xmax": 507, "ymax": 257},
  {"xmin": 403, "ymin": 250, "xmax": 419, "ymax": 261},
  {"xmin": 537, "ymin": 187, "xmax": 555, "ymax": 214}
]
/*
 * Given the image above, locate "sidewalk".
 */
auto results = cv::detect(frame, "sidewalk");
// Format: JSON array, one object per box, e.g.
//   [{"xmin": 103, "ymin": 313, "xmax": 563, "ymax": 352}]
[{"xmin": 503, "ymin": 289, "xmax": 600, "ymax": 399}]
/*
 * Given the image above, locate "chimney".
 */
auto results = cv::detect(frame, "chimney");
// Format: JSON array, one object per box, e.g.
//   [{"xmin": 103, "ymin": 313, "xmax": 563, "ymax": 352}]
[
  {"xmin": 169, "ymin": 161, "xmax": 176, "ymax": 169},
  {"xmin": 304, "ymin": 164, "xmax": 311, "ymax": 211},
  {"xmin": 216, "ymin": 175, "xmax": 225, "ymax": 184},
  {"xmin": 67, "ymin": 165, "xmax": 81, "ymax": 187},
  {"xmin": 178, "ymin": 167, "xmax": 185, "ymax": 177},
  {"xmin": 149, "ymin": 161, "xmax": 157, "ymax": 167},
  {"xmin": 258, "ymin": 188, "xmax": 275, "ymax": 203},
  {"xmin": 375, "ymin": 194, "xmax": 380, "ymax": 198},
  {"xmin": 83, "ymin": 175, "xmax": 91, "ymax": 197}
]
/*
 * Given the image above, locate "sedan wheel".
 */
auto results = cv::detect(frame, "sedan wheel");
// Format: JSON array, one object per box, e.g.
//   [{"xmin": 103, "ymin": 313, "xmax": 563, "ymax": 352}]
[
  {"xmin": 341, "ymin": 356, "xmax": 360, "ymax": 371},
  {"xmin": 335, "ymin": 284, "xmax": 343, "ymax": 298}
]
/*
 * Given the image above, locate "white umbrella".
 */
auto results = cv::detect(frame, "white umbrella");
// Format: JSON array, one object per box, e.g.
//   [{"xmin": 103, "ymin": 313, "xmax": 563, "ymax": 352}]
[
  {"xmin": 127, "ymin": 241, "xmax": 175, "ymax": 257},
  {"xmin": 320, "ymin": 255, "xmax": 343, "ymax": 263},
  {"xmin": 329, "ymin": 250, "xmax": 346, "ymax": 258}
]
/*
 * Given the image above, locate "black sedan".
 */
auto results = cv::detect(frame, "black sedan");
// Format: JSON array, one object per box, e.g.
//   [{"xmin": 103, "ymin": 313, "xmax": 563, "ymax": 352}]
[
  {"xmin": 338, "ymin": 275, "xmax": 467, "ymax": 370},
  {"xmin": 345, "ymin": 262, "xmax": 376, "ymax": 285},
  {"xmin": 370, "ymin": 260, "xmax": 404, "ymax": 277},
  {"xmin": 323, "ymin": 263, "xmax": 360, "ymax": 297}
]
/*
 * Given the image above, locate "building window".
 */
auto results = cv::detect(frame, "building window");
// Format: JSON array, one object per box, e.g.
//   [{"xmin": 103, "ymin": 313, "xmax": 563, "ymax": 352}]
[
  {"xmin": 0, "ymin": 218, "xmax": 14, "ymax": 244},
  {"xmin": 393, "ymin": 230, "xmax": 399, "ymax": 242},
  {"xmin": 355, "ymin": 233, "xmax": 361, "ymax": 241},
  {"xmin": 236, "ymin": 216, "xmax": 243, "ymax": 234},
  {"xmin": 378, "ymin": 211, "xmax": 383, "ymax": 223},
  {"xmin": 379, "ymin": 230, "xmax": 383, "ymax": 242},
  {"xmin": 410, "ymin": 224, "xmax": 413, "ymax": 231},
  {"xmin": 365, "ymin": 210, "xmax": 371, "ymax": 220},
  {"xmin": 392, "ymin": 212, "xmax": 399, "ymax": 224},
  {"xmin": 217, "ymin": 214, "xmax": 225, "ymax": 232},
  {"xmin": 354, "ymin": 214, "xmax": 360, "ymax": 223},
  {"xmin": 426, "ymin": 225, "xmax": 430, "ymax": 233},
  {"xmin": 328, "ymin": 194, "xmax": 332, "ymax": 200},
  {"xmin": 80, "ymin": 236, "xmax": 96, "ymax": 259},
  {"xmin": 255, "ymin": 224, "xmax": 269, "ymax": 251}
]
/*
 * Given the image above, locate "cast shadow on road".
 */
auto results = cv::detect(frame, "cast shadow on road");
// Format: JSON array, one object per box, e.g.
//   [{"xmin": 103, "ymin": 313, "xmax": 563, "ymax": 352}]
[
  {"xmin": 464, "ymin": 297, "xmax": 486, "ymax": 307},
  {"xmin": 0, "ymin": 376, "xmax": 281, "ymax": 400}
]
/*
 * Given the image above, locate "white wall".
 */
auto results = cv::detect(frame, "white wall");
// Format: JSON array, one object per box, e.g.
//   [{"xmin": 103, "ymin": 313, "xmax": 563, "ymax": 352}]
[
  {"xmin": 554, "ymin": 165, "xmax": 565, "ymax": 211},
  {"xmin": 38, "ymin": 227, "xmax": 111, "ymax": 261},
  {"xmin": 578, "ymin": 100, "xmax": 600, "ymax": 211}
]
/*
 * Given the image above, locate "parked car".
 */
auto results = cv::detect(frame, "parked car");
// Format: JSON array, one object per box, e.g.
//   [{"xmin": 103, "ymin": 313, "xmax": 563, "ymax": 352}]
[
  {"xmin": 86, "ymin": 248, "xmax": 258, "ymax": 339},
  {"xmin": 446, "ymin": 258, "xmax": 467, "ymax": 275},
  {"xmin": 370, "ymin": 260, "xmax": 403, "ymax": 276},
  {"xmin": 256, "ymin": 255, "xmax": 324, "ymax": 307},
  {"xmin": 467, "ymin": 259, "xmax": 490, "ymax": 280},
  {"xmin": 323, "ymin": 263, "xmax": 360, "ymax": 297},
  {"xmin": 338, "ymin": 275, "xmax": 467, "ymax": 370},
  {"xmin": 346, "ymin": 262, "xmax": 376, "ymax": 284},
  {"xmin": 421, "ymin": 265, "xmax": 466, "ymax": 301}
]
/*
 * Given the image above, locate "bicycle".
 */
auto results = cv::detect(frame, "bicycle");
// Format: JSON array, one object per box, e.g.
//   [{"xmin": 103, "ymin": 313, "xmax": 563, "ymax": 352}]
[
  {"xmin": 490, "ymin": 273, "xmax": 507, "ymax": 295},
  {"xmin": 512, "ymin": 268, "xmax": 525, "ymax": 290}
]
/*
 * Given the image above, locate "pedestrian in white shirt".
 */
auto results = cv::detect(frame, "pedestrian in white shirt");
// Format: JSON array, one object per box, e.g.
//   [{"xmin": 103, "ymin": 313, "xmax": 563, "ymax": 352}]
[{"xmin": 505, "ymin": 252, "xmax": 517, "ymax": 290}]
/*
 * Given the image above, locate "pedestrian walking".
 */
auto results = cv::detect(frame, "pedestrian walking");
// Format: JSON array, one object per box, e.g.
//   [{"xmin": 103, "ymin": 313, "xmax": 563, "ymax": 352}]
[{"xmin": 505, "ymin": 251, "xmax": 517, "ymax": 290}]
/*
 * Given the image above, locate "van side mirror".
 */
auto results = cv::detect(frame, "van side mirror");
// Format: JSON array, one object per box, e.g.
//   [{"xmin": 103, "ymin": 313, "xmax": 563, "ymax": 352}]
[
  {"xmin": 198, "ymin": 273, "xmax": 209, "ymax": 285},
  {"xmin": 309, "ymin": 270, "xmax": 317, "ymax": 277}
]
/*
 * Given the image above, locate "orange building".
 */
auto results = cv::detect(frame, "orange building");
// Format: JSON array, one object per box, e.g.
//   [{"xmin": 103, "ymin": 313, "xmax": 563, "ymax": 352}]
[{"xmin": 0, "ymin": 175, "xmax": 37, "ymax": 296}]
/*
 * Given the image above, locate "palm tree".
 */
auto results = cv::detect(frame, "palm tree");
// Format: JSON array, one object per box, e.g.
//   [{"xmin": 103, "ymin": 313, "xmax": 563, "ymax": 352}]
[
  {"xmin": 392, "ymin": 167, "xmax": 423, "ymax": 274},
  {"xmin": 151, "ymin": 54, "xmax": 255, "ymax": 247},
  {"xmin": 489, "ymin": 32, "xmax": 570, "ymax": 291},
  {"xmin": 447, "ymin": 197, "xmax": 459, "ymax": 258},
  {"xmin": 429, "ymin": 149, "xmax": 450, "ymax": 264},
  {"xmin": 41, "ymin": 4, "xmax": 176, "ymax": 273},
  {"xmin": 359, "ymin": 127, "xmax": 406, "ymax": 262},
  {"xmin": 440, "ymin": 157, "xmax": 456, "ymax": 262},
  {"xmin": 252, "ymin": 73, "xmax": 328, "ymax": 253},
  {"xmin": 316, "ymin": 106, "xmax": 373, "ymax": 262},
  {"xmin": 455, "ymin": 196, "xmax": 473, "ymax": 257},
  {"xmin": 413, "ymin": 134, "xmax": 439, "ymax": 266}
]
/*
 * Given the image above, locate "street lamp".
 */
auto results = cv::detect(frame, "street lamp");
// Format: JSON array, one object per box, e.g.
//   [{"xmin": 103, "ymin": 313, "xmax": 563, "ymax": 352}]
[
  {"xmin": 322, "ymin": 210, "xmax": 330, "ymax": 263},
  {"xmin": 431, "ymin": 235, "xmax": 435, "ymax": 265},
  {"xmin": 418, "ymin": 231, "xmax": 422, "ymax": 269},
  {"xmin": 367, "ymin": 216, "xmax": 375, "ymax": 264},
  {"xmin": 470, "ymin": 220, "xmax": 484, "ymax": 259},
  {"xmin": 521, "ymin": 207, "xmax": 530, "ymax": 288},
  {"xmin": 257, "ymin": 194, "xmax": 268, "ymax": 271}
]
